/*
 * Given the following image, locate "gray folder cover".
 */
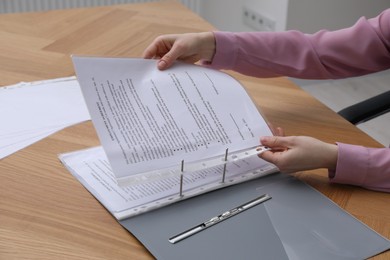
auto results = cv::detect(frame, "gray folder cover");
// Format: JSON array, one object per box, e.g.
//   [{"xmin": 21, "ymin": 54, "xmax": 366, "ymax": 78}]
[{"xmin": 120, "ymin": 173, "xmax": 390, "ymax": 260}]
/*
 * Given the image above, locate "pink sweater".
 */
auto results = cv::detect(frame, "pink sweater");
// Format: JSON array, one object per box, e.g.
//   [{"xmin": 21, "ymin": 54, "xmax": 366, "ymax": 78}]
[{"xmin": 209, "ymin": 9, "xmax": 390, "ymax": 192}]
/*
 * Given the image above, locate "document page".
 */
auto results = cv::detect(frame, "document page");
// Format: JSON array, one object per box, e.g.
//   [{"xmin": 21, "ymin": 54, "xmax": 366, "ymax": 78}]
[
  {"xmin": 72, "ymin": 57, "xmax": 272, "ymax": 183},
  {"xmin": 0, "ymin": 77, "xmax": 90, "ymax": 159}
]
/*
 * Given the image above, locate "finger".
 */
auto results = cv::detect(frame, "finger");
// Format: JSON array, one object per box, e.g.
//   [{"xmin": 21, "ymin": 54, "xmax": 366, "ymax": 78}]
[
  {"xmin": 260, "ymin": 136, "xmax": 292, "ymax": 149},
  {"xmin": 158, "ymin": 45, "xmax": 184, "ymax": 70},
  {"xmin": 276, "ymin": 127, "xmax": 285, "ymax": 136},
  {"xmin": 142, "ymin": 43, "xmax": 158, "ymax": 59},
  {"xmin": 258, "ymin": 150, "xmax": 278, "ymax": 164}
]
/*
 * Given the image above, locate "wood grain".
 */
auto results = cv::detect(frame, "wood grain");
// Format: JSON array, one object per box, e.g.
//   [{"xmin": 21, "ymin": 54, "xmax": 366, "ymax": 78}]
[{"xmin": 0, "ymin": 1, "xmax": 389, "ymax": 259}]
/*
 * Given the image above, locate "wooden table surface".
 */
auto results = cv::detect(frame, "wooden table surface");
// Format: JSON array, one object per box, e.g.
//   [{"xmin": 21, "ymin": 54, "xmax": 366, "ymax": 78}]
[{"xmin": 0, "ymin": 1, "xmax": 389, "ymax": 259}]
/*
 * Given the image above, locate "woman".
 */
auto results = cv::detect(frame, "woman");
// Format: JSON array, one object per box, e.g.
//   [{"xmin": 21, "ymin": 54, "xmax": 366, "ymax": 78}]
[{"xmin": 142, "ymin": 9, "xmax": 390, "ymax": 192}]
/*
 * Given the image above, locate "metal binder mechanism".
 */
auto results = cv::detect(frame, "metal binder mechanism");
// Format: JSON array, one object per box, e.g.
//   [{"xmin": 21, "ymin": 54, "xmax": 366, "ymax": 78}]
[
  {"xmin": 179, "ymin": 160, "xmax": 184, "ymax": 198},
  {"xmin": 221, "ymin": 148, "xmax": 229, "ymax": 183},
  {"xmin": 169, "ymin": 193, "xmax": 272, "ymax": 244},
  {"xmin": 182, "ymin": 145, "xmax": 270, "ymax": 173},
  {"xmin": 118, "ymin": 146, "xmax": 271, "ymax": 186},
  {"xmin": 176, "ymin": 146, "xmax": 270, "ymax": 198}
]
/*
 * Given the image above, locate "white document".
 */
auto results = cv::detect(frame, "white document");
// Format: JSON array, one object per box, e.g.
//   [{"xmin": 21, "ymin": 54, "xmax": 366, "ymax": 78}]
[
  {"xmin": 0, "ymin": 77, "xmax": 91, "ymax": 159},
  {"xmin": 72, "ymin": 57, "xmax": 273, "ymax": 184}
]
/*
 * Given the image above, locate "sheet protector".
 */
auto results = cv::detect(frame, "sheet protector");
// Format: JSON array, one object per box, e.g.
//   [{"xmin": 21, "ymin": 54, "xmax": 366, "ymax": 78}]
[
  {"xmin": 59, "ymin": 146, "xmax": 277, "ymax": 220},
  {"xmin": 120, "ymin": 173, "xmax": 390, "ymax": 260}
]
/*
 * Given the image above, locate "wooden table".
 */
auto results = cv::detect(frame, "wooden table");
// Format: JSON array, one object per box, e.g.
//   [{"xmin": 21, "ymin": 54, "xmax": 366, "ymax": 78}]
[{"xmin": 0, "ymin": 1, "xmax": 388, "ymax": 259}]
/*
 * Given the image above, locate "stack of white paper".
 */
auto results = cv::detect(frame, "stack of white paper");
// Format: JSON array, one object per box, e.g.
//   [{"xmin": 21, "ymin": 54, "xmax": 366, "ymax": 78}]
[{"xmin": 0, "ymin": 77, "xmax": 90, "ymax": 159}]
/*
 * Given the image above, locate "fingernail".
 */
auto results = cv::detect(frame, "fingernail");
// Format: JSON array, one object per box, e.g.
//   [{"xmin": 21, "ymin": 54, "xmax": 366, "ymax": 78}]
[
  {"xmin": 158, "ymin": 60, "xmax": 167, "ymax": 69},
  {"xmin": 260, "ymin": 136, "xmax": 269, "ymax": 143}
]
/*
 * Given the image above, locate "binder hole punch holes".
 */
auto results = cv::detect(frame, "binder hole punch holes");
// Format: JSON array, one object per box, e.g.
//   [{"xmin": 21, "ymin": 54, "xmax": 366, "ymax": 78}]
[{"xmin": 256, "ymin": 146, "xmax": 270, "ymax": 154}]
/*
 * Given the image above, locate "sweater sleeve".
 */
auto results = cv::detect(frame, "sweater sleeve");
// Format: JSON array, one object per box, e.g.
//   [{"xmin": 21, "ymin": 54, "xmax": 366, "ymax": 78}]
[
  {"xmin": 209, "ymin": 9, "xmax": 390, "ymax": 79},
  {"xmin": 329, "ymin": 143, "xmax": 390, "ymax": 192}
]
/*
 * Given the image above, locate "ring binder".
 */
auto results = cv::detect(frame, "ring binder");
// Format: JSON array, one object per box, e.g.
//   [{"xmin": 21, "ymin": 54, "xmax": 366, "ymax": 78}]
[
  {"xmin": 221, "ymin": 148, "xmax": 229, "ymax": 183},
  {"xmin": 179, "ymin": 160, "xmax": 184, "ymax": 197}
]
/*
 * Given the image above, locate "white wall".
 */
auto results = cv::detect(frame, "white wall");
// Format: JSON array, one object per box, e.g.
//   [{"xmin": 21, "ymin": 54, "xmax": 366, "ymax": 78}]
[
  {"xmin": 198, "ymin": 0, "xmax": 390, "ymax": 33},
  {"xmin": 197, "ymin": 0, "xmax": 287, "ymax": 32},
  {"xmin": 243, "ymin": 0, "xmax": 288, "ymax": 31},
  {"xmin": 197, "ymin": 0, "xmax": 246, "ymax": 31},
  {"xmin": 286, "ymin": 0, "xmax": 390, "ymax": 33},
  {"xmin": 2, "ymin": 0, "xmax": 389, "ymax": 33}
]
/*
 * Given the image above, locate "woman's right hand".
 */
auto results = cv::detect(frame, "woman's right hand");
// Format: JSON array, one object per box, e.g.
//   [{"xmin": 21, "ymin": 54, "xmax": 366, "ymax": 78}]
[
  {"xmin": 142, "ymin": 32, "xmax": 216, "ymax": 70},
  {"xmin": 259, "ymin": 134, "xmax": 338, "ymax": 173}
]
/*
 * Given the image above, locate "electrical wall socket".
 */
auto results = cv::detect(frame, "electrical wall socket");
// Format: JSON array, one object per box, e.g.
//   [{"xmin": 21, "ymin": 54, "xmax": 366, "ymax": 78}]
[{"xmin": 242, "ymin": 5, "xmax": 276, "ymax": 31}]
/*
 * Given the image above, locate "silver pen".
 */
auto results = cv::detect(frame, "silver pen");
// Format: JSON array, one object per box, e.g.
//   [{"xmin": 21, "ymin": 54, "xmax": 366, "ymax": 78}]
[{"xmin": 168, "ymin": 193, "xmax": 271, "ymax": 244}]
